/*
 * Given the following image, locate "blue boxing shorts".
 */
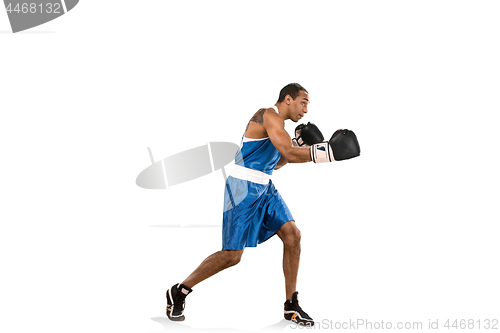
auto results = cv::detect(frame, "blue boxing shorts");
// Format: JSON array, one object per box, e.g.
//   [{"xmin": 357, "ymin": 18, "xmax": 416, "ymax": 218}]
[{"xmin": 222, "ymin": 173, "xmax": 294, "ymax": 250}]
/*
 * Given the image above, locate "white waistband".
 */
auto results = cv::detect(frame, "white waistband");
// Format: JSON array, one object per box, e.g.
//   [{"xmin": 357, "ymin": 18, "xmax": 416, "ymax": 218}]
[{"xmin": 230, "ymin": 164, "xmax": 270, "ymax": 185}]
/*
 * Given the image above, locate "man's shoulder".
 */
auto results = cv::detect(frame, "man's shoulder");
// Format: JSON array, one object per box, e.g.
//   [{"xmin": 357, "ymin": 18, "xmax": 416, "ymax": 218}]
[
  {"xmin": 262, "ymin": 108, "xmax": 284, "ymax": 127},
  {"xmin": 250, "ymin": 107, "xmax": 281, "ymax": 125}
]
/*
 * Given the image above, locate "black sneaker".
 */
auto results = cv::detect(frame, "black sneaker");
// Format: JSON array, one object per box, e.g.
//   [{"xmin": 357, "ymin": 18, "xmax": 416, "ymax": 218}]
[
  {"xmin": 284, "ymin": 291, "xmax": 314, "ymax": 327},
  {"xmin": 166, "ymin": 283, "xmax": 192, "ymax": 321}
]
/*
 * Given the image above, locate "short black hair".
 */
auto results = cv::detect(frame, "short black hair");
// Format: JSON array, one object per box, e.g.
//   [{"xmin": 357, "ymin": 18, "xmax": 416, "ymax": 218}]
[{"xmin": 277, "ymin": 83, "xmax": 308, "ymax": 103}]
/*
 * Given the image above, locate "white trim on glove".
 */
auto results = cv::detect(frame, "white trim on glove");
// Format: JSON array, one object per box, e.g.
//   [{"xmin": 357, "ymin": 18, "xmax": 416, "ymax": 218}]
[{"xmin": 310, "ymin": 142, "xmax": 335, "ymax": 163}]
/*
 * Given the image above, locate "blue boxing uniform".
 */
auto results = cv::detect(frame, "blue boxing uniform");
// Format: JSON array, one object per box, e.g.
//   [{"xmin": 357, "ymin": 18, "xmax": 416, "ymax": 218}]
[{"xmin": 222, "ymin": 106, "xmax": 294, "ymax": 250}]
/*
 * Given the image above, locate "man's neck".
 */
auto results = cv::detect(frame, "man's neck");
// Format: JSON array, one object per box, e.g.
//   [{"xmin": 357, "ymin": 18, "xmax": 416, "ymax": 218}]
[{"xmin": 274, "ymin": 103, "xmax": 290, "ymax": 121}]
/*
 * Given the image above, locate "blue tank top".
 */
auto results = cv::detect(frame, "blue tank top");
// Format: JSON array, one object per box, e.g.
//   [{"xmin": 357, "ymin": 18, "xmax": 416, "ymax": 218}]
[{"xmin": 234, "ymin": 107, "xmax": 281, "ymax": 175}]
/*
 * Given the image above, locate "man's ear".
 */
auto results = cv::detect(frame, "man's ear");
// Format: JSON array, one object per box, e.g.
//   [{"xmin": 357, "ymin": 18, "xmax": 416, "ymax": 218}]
[{"xmin": 286, "ymin": 94, "xmax": 293, "ymax": 105}]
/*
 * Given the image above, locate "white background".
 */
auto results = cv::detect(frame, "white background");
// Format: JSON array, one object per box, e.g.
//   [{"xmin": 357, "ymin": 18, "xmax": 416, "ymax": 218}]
[{"xmin": 1, "ymin": 1, "xmax": 499, "ymax": 332}]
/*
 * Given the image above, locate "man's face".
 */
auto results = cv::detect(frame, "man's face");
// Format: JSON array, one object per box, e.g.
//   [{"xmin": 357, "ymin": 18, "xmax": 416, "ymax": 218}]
[{"xmin": 289, "ymin": 90, "xmax": 310, "ymax": 122}]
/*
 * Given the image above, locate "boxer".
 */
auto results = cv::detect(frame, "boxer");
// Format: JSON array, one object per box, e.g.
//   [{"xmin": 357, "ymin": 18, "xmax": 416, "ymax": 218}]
[{"xmin": 166, "ymin": 83, "xmax": 360, "ymax": 326}]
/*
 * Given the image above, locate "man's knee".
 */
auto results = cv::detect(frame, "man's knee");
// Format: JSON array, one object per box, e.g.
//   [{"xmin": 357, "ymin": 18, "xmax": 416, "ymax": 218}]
[
  {"xmin": 222, "ymin": 250, "xmax": 243, "ymax": 267},
  {"xmin": 282, "ymin": 222, "xmax": 301, "ymax": 247},
  {"xmin": 288, "ymin": 228, "xmax": 301, "ymax": 247}
]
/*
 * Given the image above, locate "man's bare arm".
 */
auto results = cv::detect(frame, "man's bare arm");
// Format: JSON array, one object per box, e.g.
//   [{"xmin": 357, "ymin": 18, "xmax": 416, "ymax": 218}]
[
  {"xmin": 263, "ymin": 110, "xmax": 312, "ymax": 163},
  {"xmin": 274, "ymin": 155, "xmax": 288, "ymax": 170}
]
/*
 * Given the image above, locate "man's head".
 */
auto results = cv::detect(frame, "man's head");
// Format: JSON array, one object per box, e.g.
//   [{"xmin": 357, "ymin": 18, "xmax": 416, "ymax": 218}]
[
  {"xmin": 277, "ymin": 83, "xmax": 308, "ymax": 103},
  {"xmin": 277, "ymin": 83, "xmax": 310, "ymax": 122}
]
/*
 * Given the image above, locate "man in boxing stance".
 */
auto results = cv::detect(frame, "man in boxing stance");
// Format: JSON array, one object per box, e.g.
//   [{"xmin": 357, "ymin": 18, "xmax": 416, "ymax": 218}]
[{"xmin": 166, "ymin": 83, "xmax": 360, "ymax": 326}]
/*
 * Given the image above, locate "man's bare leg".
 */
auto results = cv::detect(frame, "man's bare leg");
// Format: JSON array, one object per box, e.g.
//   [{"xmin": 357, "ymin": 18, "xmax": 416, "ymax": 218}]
[
  {"xmin": 181, "ymin": 249, "xmax": 243, "ymax": 289},
  {"xmin": 167, "ymin": 250, "xmax": 243, "ymax": 321},
  {"xmin": 276, "ymin": 220, "xmax": 301, "ymax": 301}
]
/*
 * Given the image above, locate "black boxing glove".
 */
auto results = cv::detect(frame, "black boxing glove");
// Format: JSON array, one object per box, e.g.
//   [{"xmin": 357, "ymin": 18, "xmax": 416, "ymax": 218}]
[
  {"xmin": 329, "ymin": 129, "xmax": 360, "ymax": 160},
  {"xmin": 310, "ymin": 129, "xmax": 360, "ymax": 163},
  {"xmin": 292, "ymin": 122, "xmax": 324, "ymax": 147}
]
